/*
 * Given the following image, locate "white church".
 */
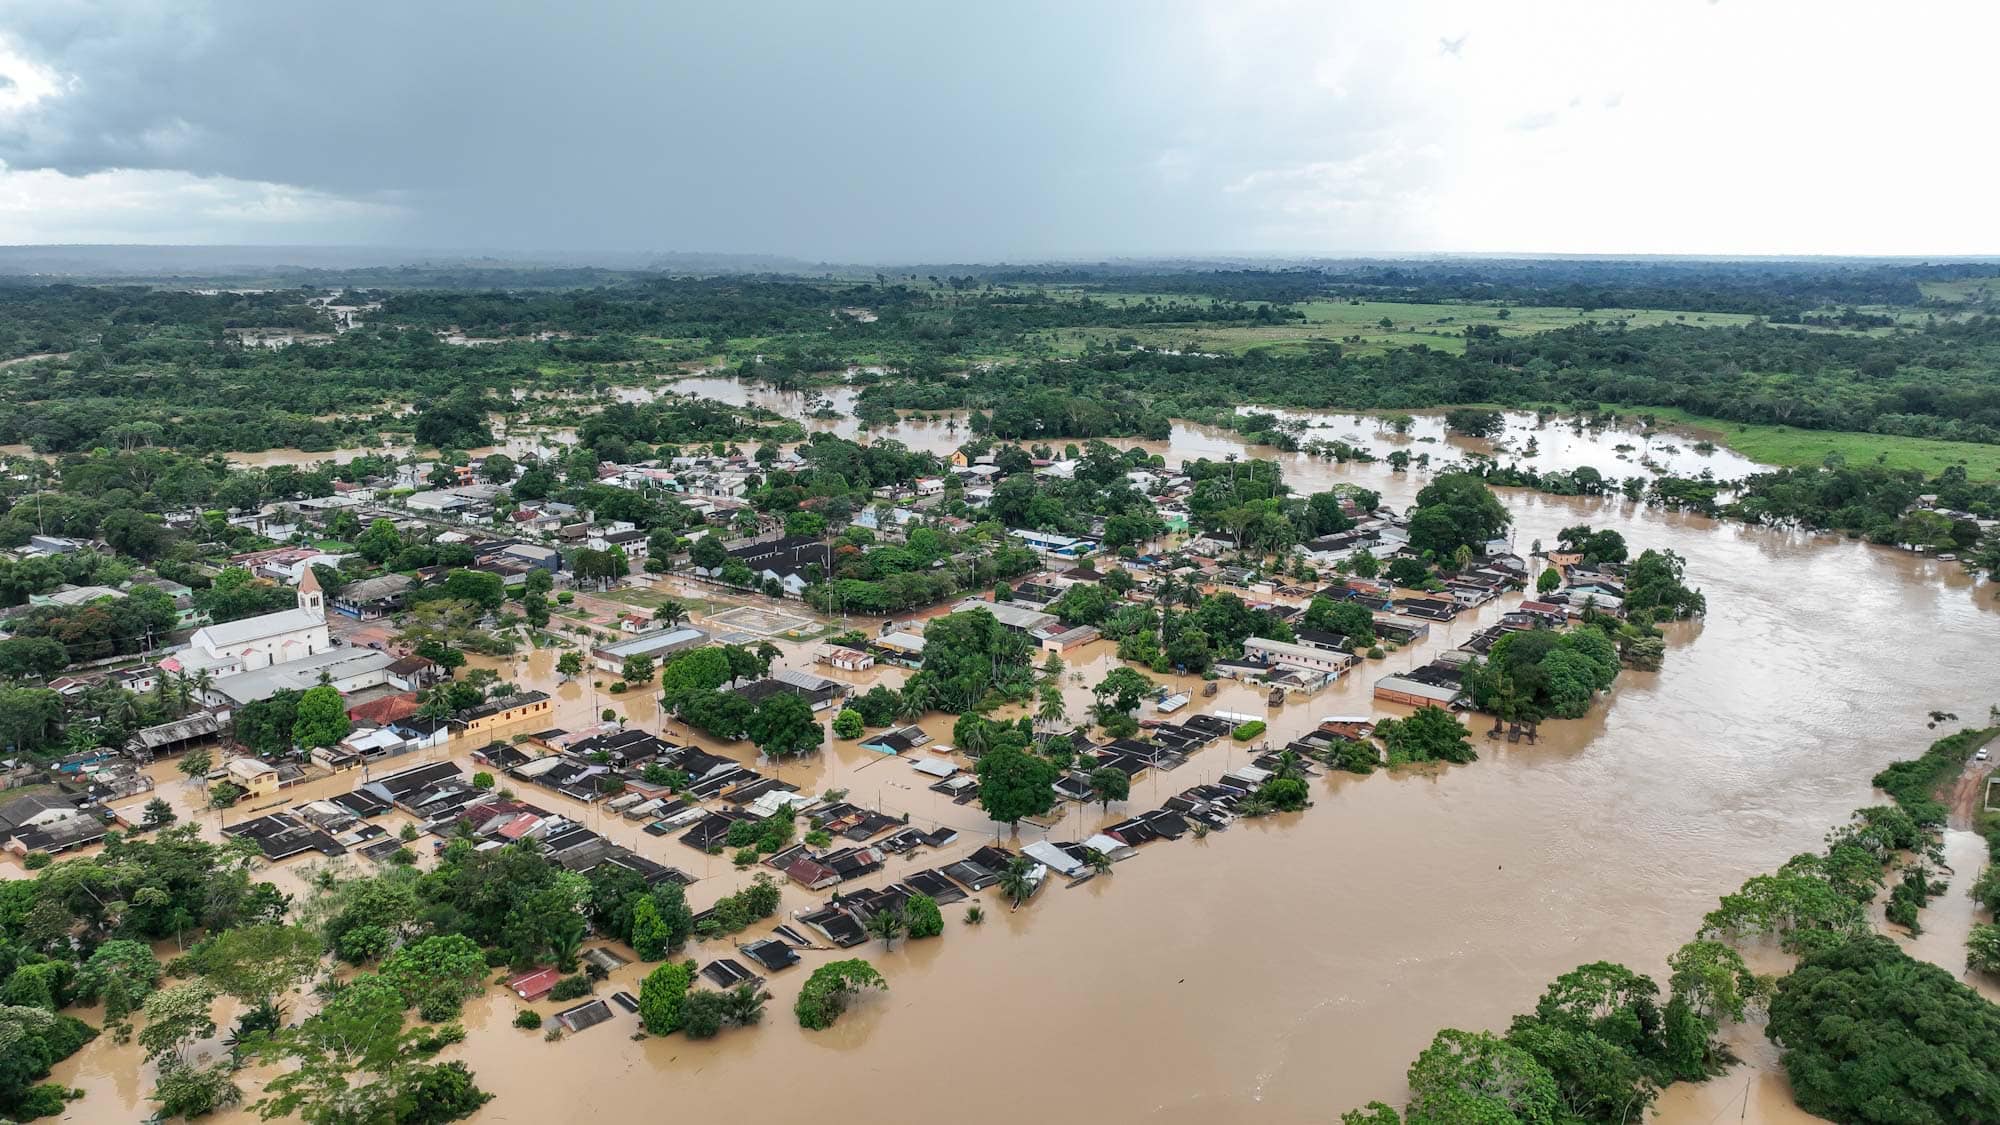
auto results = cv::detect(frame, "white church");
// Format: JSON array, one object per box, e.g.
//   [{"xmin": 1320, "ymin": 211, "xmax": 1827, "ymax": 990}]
[
  {"xmin": 174, "ymin": 568, "xmax": 331, "ymax": 678},
  {"xmin": 161, "ymin": 569, "xmax": 397, "ymax": 709}
]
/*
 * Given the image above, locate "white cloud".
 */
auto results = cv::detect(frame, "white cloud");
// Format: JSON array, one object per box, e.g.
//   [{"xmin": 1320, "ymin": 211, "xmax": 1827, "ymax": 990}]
[
  {"xmin": 0, "ymin": 39, "xmax": 64, "ymax": 116},
  {"xmin": 1139, "ymin": 0, "xmax": 2000, "ymax": 256},
  {"xmin": 0, "ymin": 165, "xmax": 407, "ymax": 243}
]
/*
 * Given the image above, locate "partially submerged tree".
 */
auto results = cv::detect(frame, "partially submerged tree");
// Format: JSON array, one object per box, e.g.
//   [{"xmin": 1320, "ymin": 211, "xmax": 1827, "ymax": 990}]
[{"xmin": 793, "ymin": 960, "xmax": 886, "ymax": 1031}]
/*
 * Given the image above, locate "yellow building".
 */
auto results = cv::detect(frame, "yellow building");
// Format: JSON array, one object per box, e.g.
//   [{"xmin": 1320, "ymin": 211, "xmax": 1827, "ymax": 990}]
[{"xmin": 454, "ymin": 690, "xmax": 553, "ymax": 736}]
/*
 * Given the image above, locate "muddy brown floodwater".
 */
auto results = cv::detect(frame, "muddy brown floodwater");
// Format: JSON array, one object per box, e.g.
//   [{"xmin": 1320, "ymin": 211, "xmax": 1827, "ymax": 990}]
[{"xmin": 38, "ymin": 394, "xmax": 2000, "ymax": 1124}]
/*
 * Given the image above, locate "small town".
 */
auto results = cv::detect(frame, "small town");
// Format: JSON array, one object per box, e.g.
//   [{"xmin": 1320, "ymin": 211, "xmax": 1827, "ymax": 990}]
[{"xmin": 2, "ymin": 6, "xmax": 1998, "ymax": 1124}]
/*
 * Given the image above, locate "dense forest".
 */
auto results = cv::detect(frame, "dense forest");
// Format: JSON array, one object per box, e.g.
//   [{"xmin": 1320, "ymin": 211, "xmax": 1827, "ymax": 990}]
[{"xmin": 1, "ymin": 259, "xmax": 1999, "ymax": 457}]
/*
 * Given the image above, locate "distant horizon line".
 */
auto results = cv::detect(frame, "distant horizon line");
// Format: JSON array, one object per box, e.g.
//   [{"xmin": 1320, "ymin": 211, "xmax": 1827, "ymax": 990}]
[{"xmin": 1, "ymin": 243, "xmax": 1998, "ymax": 271}]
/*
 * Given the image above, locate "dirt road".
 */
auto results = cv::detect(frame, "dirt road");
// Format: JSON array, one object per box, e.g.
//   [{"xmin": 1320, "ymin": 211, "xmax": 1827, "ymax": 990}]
[{"xmin": 1946, "ymin": 734, "xmax": 1999, "ymax": 829}]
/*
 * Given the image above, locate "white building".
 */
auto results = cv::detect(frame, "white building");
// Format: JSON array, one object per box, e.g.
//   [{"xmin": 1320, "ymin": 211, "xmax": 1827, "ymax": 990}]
[{"xmin": 173, "ymin": 569, "xmax": 331, "ymax": 678}]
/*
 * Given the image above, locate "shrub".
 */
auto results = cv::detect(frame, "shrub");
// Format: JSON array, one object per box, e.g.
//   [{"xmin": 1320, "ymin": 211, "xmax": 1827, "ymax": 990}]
[
  {"xmin": 1231, "ymin": 720, "xmax": 1266, "ymax": 741},
  {"xmin": 13, "ymin": 1084, "xmax": 79, "ymax": 1119},
  {"xmin": 513, "ymin": 1009, "xmax": 542, "ymax": 1030},
  {"xmin": 548, "ymin": 975, "xmax": 591, "ymax": 1002}
]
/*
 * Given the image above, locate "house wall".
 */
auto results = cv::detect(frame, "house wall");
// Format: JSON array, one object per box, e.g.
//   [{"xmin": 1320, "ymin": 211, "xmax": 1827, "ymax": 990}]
[
  {"xmin": 461, "ymin": 697, "xmax": 554, "ymax": 735},
  {"xmin": 1372, "ymin": 682, "xmax": 1458, "ymax": 709}
]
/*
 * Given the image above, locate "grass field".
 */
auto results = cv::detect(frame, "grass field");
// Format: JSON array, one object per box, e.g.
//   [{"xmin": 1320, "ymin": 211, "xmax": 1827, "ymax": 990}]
[
  {"xmin": 1916, "ymin": 276, "xmax": 2000, "ymax": 304},
  {"xmin": 1607, "ymin": 405, "xmax": 2000, "ymax": 478},
  {"xmin": 1026, "ymin": 298, "xmax": 1761, "ymax": 358}
]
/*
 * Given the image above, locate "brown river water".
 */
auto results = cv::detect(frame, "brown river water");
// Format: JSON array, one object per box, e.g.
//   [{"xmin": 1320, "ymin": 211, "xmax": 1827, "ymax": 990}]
[{"xmin": 35, "ymin": 384, "xmax": 2000, "ymax": 1124}]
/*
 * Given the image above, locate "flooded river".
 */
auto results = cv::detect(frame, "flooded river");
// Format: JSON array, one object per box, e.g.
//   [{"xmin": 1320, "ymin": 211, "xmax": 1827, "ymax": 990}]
[{"xmin": 39, "ymin": 382, "xmax": 2000, "ymax": 1124}]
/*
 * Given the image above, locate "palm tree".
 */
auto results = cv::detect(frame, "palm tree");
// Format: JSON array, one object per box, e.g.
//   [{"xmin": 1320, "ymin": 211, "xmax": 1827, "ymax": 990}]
[
  {"xmin": 1036, "ymin": 687, "xmax": 1067, "ymax": 731},
  {"xmin": 652, "ymin": 599, "xmax": 688, "ymax": 630},
  {"xmin": 957, "ymin": 719, "xmax": 994, "ymax": 756},
  {"xmin": 1083, "ymin": 847, "xmax": 1113, "ymax": 877},
  {"xmin": 998, "ymin": 857, "xmax": 1037, "ymax": 910},
  {"xmin": 897, "ymin": 678, "xmax": 936, "ymax": 722},
  {"xmin": 550, "ymin": 922, "xmax": 585, "ymax": 972},
  {"xmin": 865, "ymin": 906, "xmax": 906, "ymax": 951},
  {"xmin": 723, "ymin": 983, "xmax": 769, "ymax": 1026}
]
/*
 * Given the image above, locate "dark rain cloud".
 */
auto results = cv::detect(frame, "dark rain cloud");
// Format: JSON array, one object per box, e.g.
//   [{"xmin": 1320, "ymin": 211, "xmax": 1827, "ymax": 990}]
[{"xmin": 2, "ymin": 0, "xmax": 1338, "ymax": 258}]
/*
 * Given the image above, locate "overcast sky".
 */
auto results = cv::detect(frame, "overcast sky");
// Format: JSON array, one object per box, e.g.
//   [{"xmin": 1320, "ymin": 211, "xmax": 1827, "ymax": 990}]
[{"xmin": 0, "ymin": 1, "xmax": 1994, "ymax": 261}]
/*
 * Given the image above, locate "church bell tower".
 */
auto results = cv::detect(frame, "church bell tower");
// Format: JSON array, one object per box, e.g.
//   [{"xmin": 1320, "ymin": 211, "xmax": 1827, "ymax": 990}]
[{"xmin": 297, "ymin": 566, "xmax": 326, "ymax": 619}]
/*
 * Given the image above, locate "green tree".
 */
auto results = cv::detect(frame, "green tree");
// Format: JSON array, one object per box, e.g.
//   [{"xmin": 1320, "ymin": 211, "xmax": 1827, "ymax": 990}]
[
  {"xmin": 1407, "ymin": 472, "xmax": 1510, "ymax": 558},
  {"xmin": 138, "ymin": 980, "xmax": 218, "ymax": 1065},
  {"xmin": 975, "ymin": 745, "xmax": 1060, "ymax": 828},
  {"xmin": 189, "ymin": 923, "xmax": 324, "ymax": 1011},
  {"xmin": 1969, "ymin": 924, "xmax": 2000, "ymax": 976},
  {"xmin": 250, "ymin": 972, "xmax": 489, "ymax": 1125},
  {"xmin": 381, "ymin": 934, "xmax": 487, "ymax": 1021},
  {"xmin": 154, "ymin": 1060, "xmax": 242, "ymax": 1120},
  {"xmin": 621, "ymin": 654, "xmax": 655, "ymax": 685},
  {"xmin": 140, "ymin": 796, "xmax": 177, "ymax": 831},
  {"xmin": 1088, "ymin": 765, "xmax": 1130, "ymax": 811},
  {"xmin": 748, "ymin": 692, "xmax": 823, "ymax": 758},
  {"xmin": 1405, "ymin": 1028, "xmax": 1561, "ymax": 1125},
  {"xmin": 1092, "ymin": 665, "xmax": 1155, "ymax": 723},
  {"xmin": 75, "ymin": 939, "xmax": 162, "ymax": 1018},
  {"xmin": 906, "ymin": 893, "xmax": 944, "ymax": 939},
  {"xmin": 630, "ymin": 896, "xmax": 672, "ymax": 961},
  {"xmin": 689, "ymin": 535, "xmax": 728, "ymax": 572},
  {"xmin": 998, "ymin": 856, "xmax": 1039, "ymax": 909},
  {"xmin": 179, "ymin": 747, "xmax": 214, "ymax": 784},
  {"xmin": 1767, "ymin": 934, "xmax": 2000, "ymax": 1124},
  {"xmin": 832, "ymin": 708, "xmax": 864, "ymax": 739},
  {"xmin": 865, "ymin": 905, "xmax": 906, "ymax": 951},
  {"xmin": 1377, "ymin": 706, "xmax": 1475, "ymax": 765},
  {"xmin": 793, "ymin": 960, "xmax": 886, "ymax": 1031},
  {"xmin": 478, "ymin": 453, "xmax": 515, "ymax": 484},
  {"xmin": 556, "ymin": 651, "xmax": 583, "ymax": 679},
  {"xmin": 638, "ymin": 961, "xmax": 695, "ymax": 1034},
  {"xmin": 292, "ymin": 684, "xmax": 351, "ymax": 749}
]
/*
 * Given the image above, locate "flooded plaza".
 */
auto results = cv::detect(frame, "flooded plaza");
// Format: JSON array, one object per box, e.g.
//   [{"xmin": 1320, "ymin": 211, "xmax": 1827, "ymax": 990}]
[{"xmin": 34, "ymin": 384, "xmax": 2000, "ymax": 1124}]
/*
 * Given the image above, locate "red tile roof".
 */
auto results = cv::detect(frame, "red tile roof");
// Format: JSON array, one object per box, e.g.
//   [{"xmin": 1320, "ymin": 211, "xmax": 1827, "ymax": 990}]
[
  {"xmin": 507, "ymin": 967, "xmax": 560, "ymax": 1001},
  {"xmin": 346, "ymin": 693, "xmax": 420, "ymax": 725}
]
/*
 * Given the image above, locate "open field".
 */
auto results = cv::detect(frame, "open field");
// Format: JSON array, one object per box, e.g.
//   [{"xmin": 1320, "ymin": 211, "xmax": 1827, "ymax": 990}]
[
  {"xmin": 1605, "ymin": 404, "xmax": 2000, "ymax": 478},
  {"xmin": 1917, "ymin": 275, "xmax": 2000, "ymax": 304},
  {"xmin": 1026, "ymin": 299, "xmax": 1762, "ymax": 358}
]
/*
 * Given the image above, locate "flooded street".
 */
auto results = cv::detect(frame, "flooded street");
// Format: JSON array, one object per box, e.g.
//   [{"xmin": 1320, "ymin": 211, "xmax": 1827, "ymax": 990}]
[{"xmin": 38, "ymin": 383, "xmax": 2000, "ymax": 1124}]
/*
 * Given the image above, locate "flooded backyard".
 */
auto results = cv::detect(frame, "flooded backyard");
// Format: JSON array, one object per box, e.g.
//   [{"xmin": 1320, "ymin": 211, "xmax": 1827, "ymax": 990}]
[{"xmin": 33, "ymin": 380, "xmax": 2000, "ymax": 1124}]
